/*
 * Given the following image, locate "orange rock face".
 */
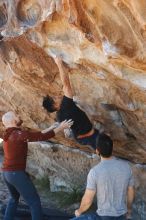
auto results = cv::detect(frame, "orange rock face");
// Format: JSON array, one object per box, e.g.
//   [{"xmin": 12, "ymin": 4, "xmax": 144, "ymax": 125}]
[{"xmin": 1, "ymin": 0, "xmax": 146, "ymax": 162}]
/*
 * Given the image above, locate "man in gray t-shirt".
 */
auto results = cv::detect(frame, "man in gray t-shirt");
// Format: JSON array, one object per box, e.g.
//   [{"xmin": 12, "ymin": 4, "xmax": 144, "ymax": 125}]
[{"xmin": 71, "ymin": 133, "xmax": 134, "ymax": 220}]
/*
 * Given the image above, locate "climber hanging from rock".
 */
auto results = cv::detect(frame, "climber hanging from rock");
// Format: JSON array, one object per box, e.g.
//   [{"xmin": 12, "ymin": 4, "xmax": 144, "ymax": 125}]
[{"xmin": 43, "ymin": 56, "xmax": 101, "ymax": 150}]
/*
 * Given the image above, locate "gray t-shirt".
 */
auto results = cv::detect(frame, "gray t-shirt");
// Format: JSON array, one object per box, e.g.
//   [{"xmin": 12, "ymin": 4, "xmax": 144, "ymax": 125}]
[{"xmin": 87, "ymin": 157, "xmax": 134, "ymax": 217}]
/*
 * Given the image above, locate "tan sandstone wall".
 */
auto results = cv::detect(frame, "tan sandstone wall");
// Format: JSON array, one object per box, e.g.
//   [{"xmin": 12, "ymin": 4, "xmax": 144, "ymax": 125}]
[
  {"xmin": 1, "ymin": 1, "xmax": 146, "ymax": 218},
  {"xmin": 1, "ymin": 0, "xmax": 146, "ymax": 162}
]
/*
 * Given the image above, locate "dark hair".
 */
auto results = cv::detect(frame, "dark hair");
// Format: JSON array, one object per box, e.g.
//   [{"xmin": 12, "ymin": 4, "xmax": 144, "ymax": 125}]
[
  {"xmin": 96, "ymin": 133, "xmax": 113, "ymax": 158},
  {"xmin": 42, "ymin": 96, "xmax": 56, "ymax": 113}
]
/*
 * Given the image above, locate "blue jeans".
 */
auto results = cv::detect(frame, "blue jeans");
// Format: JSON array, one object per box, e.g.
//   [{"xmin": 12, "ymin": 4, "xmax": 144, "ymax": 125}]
[
  {"xmin": 71, "ymin": 213, "xmax": 126, "ymax": 220},
  {"xmin": 3, "ymin": 171, "xmax": 43, "ymax": 220},
  {"xmin": 76, "ymin": 129, "xmax": 99, "ymax": 150}
]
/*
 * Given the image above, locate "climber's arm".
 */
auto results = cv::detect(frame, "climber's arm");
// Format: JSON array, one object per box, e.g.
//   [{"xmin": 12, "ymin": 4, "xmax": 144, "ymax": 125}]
[{"xmin": 54, "ymin": 57, "xmax": 73, "ymax": 99}]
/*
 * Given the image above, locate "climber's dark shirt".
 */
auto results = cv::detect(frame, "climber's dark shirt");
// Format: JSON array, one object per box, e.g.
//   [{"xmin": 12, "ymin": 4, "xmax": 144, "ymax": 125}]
[{"xmin": 57, "ymin": 96, "xmax": 92, "ymax": 137}]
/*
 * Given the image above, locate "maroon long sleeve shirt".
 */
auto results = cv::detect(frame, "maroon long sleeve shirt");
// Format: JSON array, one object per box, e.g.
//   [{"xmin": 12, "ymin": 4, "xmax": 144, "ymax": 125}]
[{"xmin": 2, "ymin": 127, "xmax": 55, "ymax": 171}]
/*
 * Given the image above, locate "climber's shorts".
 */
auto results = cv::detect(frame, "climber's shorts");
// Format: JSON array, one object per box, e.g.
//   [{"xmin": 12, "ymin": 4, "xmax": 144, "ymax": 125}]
[{"xmin": 76, "ymin": 129, "xmax": 99, "ymax": 150}]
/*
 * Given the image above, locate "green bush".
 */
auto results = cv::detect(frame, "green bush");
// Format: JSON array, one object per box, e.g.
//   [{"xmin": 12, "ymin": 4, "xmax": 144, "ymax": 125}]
[
  {"xmin": 54, "ymin": 186, "xmax": 84, "ymax": 206},
  {"xmin": 34, "ymin": 176, "xmax": 50, "ymax": 191}
]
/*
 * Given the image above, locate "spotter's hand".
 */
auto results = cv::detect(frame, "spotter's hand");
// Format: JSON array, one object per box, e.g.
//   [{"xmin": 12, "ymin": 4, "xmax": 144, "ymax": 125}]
[{"xmin": 59, "ymin": 119, "xmax": 73, "ymax": 130}]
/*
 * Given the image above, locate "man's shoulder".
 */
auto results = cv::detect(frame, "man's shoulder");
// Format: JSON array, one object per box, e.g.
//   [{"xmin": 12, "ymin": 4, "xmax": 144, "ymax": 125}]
[
  {"xmin": 60, "ymin": 96, "xmax": 74, "ymax": 108},
  {"xmin": 112, "ymin": 157, "xmax": 133, "ymax": 176},
  {"xmin": 115, "ymin": 157, "xmax": 131, "ymax": 167},
  {"xmin": 91, "ymin": 157, "xmax": 131, "ymax": 171},
  {"xmin": 63, "ymin": 96, "xmax": 73, "ymax": 102},
  {"xmin": 90, "ymin": 162, "xmax": 102, "ymax": 173},
  {"xmin": 89, "ymin": 161, "xmax": 109, "ymax": 177},
  {"xmin": 3, "ymin": 127, "xmax": 22, "ymax": 141}
]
